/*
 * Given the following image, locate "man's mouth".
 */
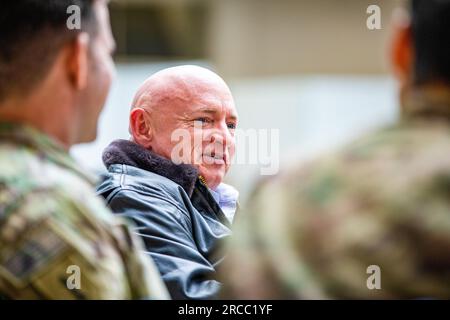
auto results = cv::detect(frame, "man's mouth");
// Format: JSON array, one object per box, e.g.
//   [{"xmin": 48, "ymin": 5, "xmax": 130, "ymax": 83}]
[{"xmin": 202, "ymin": 152, "xmax": 226, "ymax": 165}]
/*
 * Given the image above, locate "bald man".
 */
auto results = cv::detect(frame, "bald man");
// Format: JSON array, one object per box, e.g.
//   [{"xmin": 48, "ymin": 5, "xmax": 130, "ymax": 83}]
[{"xmin": 97, "ymin": 65, "xmax": 239, "ymax": 299}]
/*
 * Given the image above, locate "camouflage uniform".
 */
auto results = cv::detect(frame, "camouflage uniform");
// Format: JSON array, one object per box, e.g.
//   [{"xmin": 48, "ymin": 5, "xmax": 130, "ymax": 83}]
[
  {"xmin": 0, "ymin": 123, "xmax": 169, "ymax": 300},
  {"xmin": 222, "ymin": 87, "xmax": 450, "ymax": 299}
]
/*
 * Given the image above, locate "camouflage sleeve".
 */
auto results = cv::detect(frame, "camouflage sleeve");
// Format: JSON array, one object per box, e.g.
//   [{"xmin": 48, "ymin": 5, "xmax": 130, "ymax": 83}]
[
  {"xmin": 0, "ymin": 187, "xmax": 169, "ymax": 300},
  {"xmin": 111, "ymin": 215, "xmax": 170, "ymax": 300},
  {"xmin": 220, "ymin": 179, "xmax": 305, "ymax": 299},
  {"xmin": 223, "ymin": 141, "xmax": 450, "ymax": 299}
]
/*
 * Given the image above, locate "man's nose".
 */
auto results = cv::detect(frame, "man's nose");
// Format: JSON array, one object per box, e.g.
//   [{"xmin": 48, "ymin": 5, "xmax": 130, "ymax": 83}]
[
  {"xmin": 209, "ymin": 125, "xmax": 233, "ymax": 147},
  {"xmin": 209, "ymin": 132, "xmax": 225, "ymax": 149}
]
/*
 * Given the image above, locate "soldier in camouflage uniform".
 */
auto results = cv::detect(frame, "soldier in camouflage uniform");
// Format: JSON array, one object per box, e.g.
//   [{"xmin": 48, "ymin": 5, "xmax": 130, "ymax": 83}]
[
  {"xmin": 0, "ymin": 1, "xmax": 168, "ymax": 299},
  {"xmin": 222, "ymin": 0, "xmax": 450, "ymax": 299},
  {"xmin": 0, "ymin": 123, "xmax": 169, "ymax": 299}
]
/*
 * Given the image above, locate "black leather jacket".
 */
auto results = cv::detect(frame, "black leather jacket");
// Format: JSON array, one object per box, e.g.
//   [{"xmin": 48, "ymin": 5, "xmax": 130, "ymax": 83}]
[{"xmin": 96, "ymin": 140, "xmax": 234, "ymax": 299}]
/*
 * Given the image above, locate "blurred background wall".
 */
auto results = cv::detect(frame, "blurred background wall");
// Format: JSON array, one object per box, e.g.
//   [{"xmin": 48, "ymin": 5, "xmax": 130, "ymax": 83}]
[{"xmin": 72, "ymin": 0, "xmax": 405, "ymax": 200}]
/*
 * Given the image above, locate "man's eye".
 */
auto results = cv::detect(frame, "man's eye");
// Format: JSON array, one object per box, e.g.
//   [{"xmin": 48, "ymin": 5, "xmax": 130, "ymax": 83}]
[
  {"xmin": 227, "ymin": 123, "xmax": 237, "ymax": 129},
  {"xmin": 194, "ymin": 118, "xmax": 211, "ymax": 125}
]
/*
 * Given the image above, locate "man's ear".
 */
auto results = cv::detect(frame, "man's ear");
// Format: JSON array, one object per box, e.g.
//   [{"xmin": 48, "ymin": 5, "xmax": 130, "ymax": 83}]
[
  {"xmin": 390, "ymin": 10, "xmax": 414, "ymax": 85},
  {"xmin": 130, "ymin": 108, "xmax": 153, "ymax": 149},
  {"xmin": 67, "ymin": 32, "xmax": 90, "ymax": 90}
]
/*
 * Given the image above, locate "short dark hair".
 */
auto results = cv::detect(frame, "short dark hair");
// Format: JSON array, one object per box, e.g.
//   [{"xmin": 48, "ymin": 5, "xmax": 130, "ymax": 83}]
[
  {"xmin": 411, "ymin": 0, "xmax": 450, "ymax": 85},
  {"xmin": 0, "ymin": 0, "xmax": 98, "ymax": 102}
]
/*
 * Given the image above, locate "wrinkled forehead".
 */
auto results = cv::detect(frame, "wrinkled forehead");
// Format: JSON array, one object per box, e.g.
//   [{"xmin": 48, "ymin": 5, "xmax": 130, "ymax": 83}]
[
  {"xmin": 151, "ymin": 77, "xmax": 236, "ymax": 115},
  {"xmin": 177, "ymin": 83, "xmax": 237, "ymax": 118}
]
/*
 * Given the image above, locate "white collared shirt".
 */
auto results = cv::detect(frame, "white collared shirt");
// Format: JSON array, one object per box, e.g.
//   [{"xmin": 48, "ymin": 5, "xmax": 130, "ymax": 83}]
[{"xmin": 209, "ymin": 183, "xmax": 239, "ymax": 224}]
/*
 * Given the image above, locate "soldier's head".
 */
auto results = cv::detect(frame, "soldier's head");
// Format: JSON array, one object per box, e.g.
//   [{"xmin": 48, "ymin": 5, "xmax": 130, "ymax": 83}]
[
  {"xmin": 391, "ymin": 0, "xmax": 450, "ymax": 90},
  {"xmin": 0, "ymin": 0, "xmax": 115, "ymax": 148},
  {"xmin": 129, "ymin": 65, "xmax": 238, "ymax": 190}
]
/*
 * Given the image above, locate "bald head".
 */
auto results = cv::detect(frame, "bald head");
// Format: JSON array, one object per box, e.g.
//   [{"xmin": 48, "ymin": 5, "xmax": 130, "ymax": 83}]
[
  {"xmin": 129, "ymin": 65, "xmax": 238, "ymax": 190},
  {"xmin": 131, "ymin": 65, "xmax": 232, "ymax": 113}
]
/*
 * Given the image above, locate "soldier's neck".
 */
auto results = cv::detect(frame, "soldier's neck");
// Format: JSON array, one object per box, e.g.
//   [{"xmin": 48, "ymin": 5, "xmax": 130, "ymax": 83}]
[
  {"xmin": 400, "ymin": 82, "xmax": 450, "ymax": 120},
  {"xmin": 0, "ymin": 99, "xmax": 73, "ymax": 151}
]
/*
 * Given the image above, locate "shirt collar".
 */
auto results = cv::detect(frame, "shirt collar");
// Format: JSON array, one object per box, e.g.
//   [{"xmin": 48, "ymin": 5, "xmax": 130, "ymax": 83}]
[{"xmin": 209, "ymin": 182, "xmax": 239, "ymax": 224}]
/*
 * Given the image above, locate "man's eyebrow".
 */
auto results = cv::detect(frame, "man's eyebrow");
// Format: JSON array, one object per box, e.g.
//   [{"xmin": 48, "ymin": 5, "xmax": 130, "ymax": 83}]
[
  {"xmin": 195, "ymin": 108, "xmax": 217, "ymax": 114},
  {"xmin": 194, "ymin": 108, "xmax": 238, "ymax": 120}
]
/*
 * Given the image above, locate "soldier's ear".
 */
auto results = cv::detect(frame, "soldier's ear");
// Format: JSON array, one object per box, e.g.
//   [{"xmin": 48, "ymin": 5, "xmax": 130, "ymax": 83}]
[
  {"xmin": 390, "ymin": 9, "xmax": 414, "ymax": 86},
  {"xmin": 130, "ymin": 108, "xmax": 153, "ymax": 149},
  {"xmin": 66, "ymin": 33, "xmax": 90, "ymax": 90}
]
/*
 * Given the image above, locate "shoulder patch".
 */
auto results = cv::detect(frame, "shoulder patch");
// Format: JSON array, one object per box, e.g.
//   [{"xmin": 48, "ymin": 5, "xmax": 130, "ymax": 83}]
[{"xmin": 0, "ymin": 223, "xmax": 68, "ymax": 286}]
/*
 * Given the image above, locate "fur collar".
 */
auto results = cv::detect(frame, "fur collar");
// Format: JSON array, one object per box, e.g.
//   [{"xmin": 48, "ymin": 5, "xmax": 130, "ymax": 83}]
[{"xmin": 102, "ymin": 139, "xmax": 199, "ymax": 197}]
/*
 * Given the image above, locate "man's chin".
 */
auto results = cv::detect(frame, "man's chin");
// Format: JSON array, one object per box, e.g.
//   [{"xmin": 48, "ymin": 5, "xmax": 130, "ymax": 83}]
[
  {"xmin": 199, "ymin": 170, "xmax": 225, "ymax": 190},
  {"xmin": 77, "ymin": 129, "xmax": 97, "ymax": 145}
]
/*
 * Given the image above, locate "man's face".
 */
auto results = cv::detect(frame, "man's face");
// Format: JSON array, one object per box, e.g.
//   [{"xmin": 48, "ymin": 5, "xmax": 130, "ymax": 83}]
[
  {"xmin": 150, "ymin": 84, "xmax": 238, "ymax": 190},
  {"xmin": 78, "ymin": 0, "xmax": 115, "ymax": 143}
]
